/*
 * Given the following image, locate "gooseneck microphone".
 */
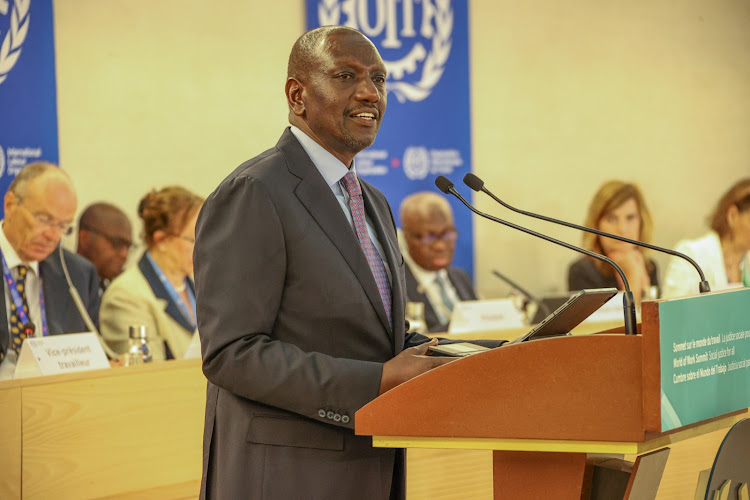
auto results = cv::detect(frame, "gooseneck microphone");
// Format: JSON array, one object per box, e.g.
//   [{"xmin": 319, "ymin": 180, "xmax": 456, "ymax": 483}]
[
  {"xmin": 59, "ymin": 245, "xmax": 119, "ymax": 359},
  {"xmin": 435, "ymin": 176, "xmax": 638, "ymax": 335},
  {"xmin": 463, "ymin": 173, "xmax": 711, "ymax": 294},
  {"xmin": 491, "ymin": 269, "xmax": 551, "ymax": 319}
]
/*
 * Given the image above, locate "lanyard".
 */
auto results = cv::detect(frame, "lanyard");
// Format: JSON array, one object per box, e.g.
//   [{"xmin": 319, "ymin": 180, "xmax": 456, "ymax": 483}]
[
  {"xmin": 146, "ymin": 252, "xmax": 197, "ymax": 331},
  {"xmin": 0, "ymin": 250, "xmax": 49, "ymax": 336}
]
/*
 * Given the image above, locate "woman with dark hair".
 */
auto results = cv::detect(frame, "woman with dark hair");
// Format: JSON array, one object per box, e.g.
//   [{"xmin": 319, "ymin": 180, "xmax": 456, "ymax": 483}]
[
  {"xmin": 662, "ymin": 178, "xmax": 750, "ymax": 298},
  {"xmin": 100, "ymin": 186, "xmax": 204, "ymax": 361},
  {"xmin": 568, "ymin": 180, "xmax": 659, "ymax": 305}
]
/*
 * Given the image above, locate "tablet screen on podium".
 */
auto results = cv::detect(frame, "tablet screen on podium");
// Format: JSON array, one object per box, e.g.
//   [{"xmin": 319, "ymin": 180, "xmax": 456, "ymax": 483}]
[{"xmin": 507, "ymin": 288, "xmax": 618, "ymax": 345}]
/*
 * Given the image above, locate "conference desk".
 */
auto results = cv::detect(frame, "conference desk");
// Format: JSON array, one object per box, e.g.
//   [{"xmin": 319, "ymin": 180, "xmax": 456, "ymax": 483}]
[
  {"xmin": 0, "ymin": 321, "xmax": 741, "ymax": 499},
  {"xmin": 0, "ymin": 359, "xmax": 205, "ymax": 500}
]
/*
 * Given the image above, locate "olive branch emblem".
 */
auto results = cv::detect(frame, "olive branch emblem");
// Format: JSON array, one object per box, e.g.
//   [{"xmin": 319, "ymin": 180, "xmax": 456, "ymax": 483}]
[
  {"xmin": 0, "ymin": 0, "xmax": 31, "ymax": 86},
  {"xmin": 388, "ymin": 0, "xmax": 452, "ymax": 103}
]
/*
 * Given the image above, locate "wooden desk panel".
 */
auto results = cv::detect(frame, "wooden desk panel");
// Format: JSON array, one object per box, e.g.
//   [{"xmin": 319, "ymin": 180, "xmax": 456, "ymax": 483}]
[
  {"xmin": 0, "ymin": 383, "xmax": 22, "ymax": 499},
  {"xmin": 0, "ymin": 359, "xmax": 206, "ymax": 500}
]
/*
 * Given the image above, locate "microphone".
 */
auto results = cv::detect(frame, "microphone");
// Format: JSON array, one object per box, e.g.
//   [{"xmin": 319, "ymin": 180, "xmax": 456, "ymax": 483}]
[
  {"xmin": 58, "ymin": 245, "xmax": 119, "ymax": 359},
  {"xmin": 463, "ymin": 173, "xmax": 711, "ymax": 294},
  {"xmin": 435, "ymin": 176, "xmax": 638, "ymax": 336},
  {"xmin": 491, "ymin": 269, "xmax": 551, "ymax": 319}
]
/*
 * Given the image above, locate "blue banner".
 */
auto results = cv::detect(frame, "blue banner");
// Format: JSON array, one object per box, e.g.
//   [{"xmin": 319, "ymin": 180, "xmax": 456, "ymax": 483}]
[
  {"xmin": 306, "ymin": 0, "xmax": 474, "ymax": 276},
  {"xmin": 0, "ymin": 0, "xmax": 59, "ymax": 214}
]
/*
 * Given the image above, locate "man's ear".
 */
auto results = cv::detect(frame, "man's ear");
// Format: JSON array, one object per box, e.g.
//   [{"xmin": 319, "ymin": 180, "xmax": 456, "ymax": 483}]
[
  {"xmin": 286, "ymin": 77, "xmax": 305, "ymax": 117},
  {"xmin": 77, "ymin": 230, "xmax": 91, "ymax": 251},
  {"xmin": 4, "ymin": 191, "xmax": 18, "ymax": 216}
]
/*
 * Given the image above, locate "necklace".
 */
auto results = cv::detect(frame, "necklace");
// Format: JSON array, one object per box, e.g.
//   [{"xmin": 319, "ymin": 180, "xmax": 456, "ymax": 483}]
[{"xmin": 174, "ymin": 282, "xmax": 186, "ymax": 293}]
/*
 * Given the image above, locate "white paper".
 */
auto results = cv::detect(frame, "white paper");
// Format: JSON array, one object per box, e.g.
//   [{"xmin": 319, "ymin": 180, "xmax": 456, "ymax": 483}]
[
  {"xmin": 448, "ymin": 298, "xmax": 526, "ymax": 334},
  {"xmin": 14, "ymin": 332, "xmax": 111, "ymax": 379}
]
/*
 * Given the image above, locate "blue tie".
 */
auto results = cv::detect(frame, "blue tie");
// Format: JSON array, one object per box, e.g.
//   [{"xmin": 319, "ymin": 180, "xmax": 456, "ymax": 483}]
[{"xmin": 435, "ymin": 274, "xmax": 455, "ymax": 312}]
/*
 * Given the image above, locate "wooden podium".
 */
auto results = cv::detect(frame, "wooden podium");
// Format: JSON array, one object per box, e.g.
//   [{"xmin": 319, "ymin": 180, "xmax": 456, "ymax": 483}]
[{"xmin": 355, "ymin": 298, "xmax": 748, "ymax": 499}]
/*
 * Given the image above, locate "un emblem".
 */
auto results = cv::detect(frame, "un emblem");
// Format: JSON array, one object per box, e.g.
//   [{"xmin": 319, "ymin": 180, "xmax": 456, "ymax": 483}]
[
  {"xmin": 317, "ymin": 0, "xmax": 453, "ymax": 103},
  {"xmin": 0, "ymin": 0, "xmax": 30, "ymax": 85},
  {"xmin": 402, "ymin": 146, "xmax": 430, "ymax": 180}
]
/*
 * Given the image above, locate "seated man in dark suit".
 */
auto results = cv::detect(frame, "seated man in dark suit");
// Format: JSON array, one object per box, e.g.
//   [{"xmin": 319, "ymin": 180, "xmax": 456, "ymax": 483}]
[
  {"xmin": 77, "ymin": 202, "xmax": 133, "ymax": 292},
  {"xmin": 400, "ymin": 192, "xmax": 478, "ymax": 332},
  {"xmin": 0, "ymin": 162, "xmax": 101, "ymax": 379}
]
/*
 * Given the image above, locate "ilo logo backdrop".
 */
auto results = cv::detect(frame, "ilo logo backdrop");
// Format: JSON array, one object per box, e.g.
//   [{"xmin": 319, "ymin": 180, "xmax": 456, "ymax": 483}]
[
  {"xmin": 306, "ymin": 0, "xmax": 475, "ymax": 276},
  {"xmin": 0, "ymin": 0, "xmax": 59, "ymax": 217}
]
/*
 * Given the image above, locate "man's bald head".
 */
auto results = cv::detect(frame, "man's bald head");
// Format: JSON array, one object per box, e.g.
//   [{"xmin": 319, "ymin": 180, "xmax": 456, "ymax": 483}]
[
  {"xmin": 3, "ymin": 162, "xmax": 78, "ymax": 263},
  {"xmin": 287, "ymin": 25, "xmax": 369, "ymax": 83},
  {"xmin": 400, "ymin": 192, "xmax": 457, "ymax": 271}
]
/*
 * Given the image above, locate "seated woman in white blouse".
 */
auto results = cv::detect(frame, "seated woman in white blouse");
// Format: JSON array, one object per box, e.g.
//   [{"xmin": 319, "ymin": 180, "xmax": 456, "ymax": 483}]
[
  {"xmin": 662, "ymin": 178, "xmax": 750, "ymax": 298},
  {"xmin": 100, "ymin": 186, "xmax": 204, "ymax": 361}
]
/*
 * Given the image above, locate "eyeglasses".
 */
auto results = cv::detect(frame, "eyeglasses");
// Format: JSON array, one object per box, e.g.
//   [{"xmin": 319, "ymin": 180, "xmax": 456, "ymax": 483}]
[
  {"xmin": 177, "ymin": 235, "xmax": 195, "ymax": 244},
  {"xmin": 407, "ymin": 229, "xmax": 458, "ymax": 247},
  {"xmin": 17, "ymin": 201, "xmax": 74, "ymax": 236},
  {"xmin": 82, "ymin": 226, "xmax": 133, "ymax": 252}
]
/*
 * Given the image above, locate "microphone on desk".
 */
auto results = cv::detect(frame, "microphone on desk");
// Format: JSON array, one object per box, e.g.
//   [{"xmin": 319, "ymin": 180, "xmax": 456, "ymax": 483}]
[
  {"xmin": 58, "ymin": 245, "xmax": 119, "ymax": 359},
  {"xmin": 491, "ymin": 269, "xmax": 551, "ymax": 320},
  {"xmin": 462, "ymin": 173, "xmax": 711, "ymax": 294},
  {"xmin": 435, "ymin": 176, "xmax": 638, "ymax": 336}
]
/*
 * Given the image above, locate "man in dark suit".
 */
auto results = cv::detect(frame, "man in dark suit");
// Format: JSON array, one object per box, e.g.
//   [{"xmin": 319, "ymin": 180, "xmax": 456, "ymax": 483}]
[
  {"xmin": 0, "ymin": 162, "xmax": 101, "ymax": 378},
  {"xmin": 77, "ymin": 202, "xmax": 133, "ymax": 292},
  {"xmin": 400, "ymin": 192, "xmax": 478, "ymax": 332},
  {"xmin": 194, "ymin": 27, "xmax": 453, "ymax": 499}
]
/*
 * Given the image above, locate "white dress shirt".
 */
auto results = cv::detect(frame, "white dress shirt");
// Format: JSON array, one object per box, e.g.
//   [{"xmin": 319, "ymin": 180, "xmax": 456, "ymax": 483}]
[{"xmin": 0, "ymin": 221, "xmax": 44, "ymax": 379}]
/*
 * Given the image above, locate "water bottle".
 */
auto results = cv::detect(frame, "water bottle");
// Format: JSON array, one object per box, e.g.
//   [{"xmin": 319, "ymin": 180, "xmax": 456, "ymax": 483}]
[
  {"xmin": 405, "ymin": 302, "xmax": 427, "ymax": 334},
  {"xmin": 124, "ymin": 325, "xmax": 153, "ymax": 366}
]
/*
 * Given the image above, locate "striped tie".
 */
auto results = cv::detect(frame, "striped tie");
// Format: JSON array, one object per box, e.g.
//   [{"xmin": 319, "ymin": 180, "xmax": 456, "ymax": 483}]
[{"xmin": 340, "ymin": 172, "xmax": 392, "ymax": 329}]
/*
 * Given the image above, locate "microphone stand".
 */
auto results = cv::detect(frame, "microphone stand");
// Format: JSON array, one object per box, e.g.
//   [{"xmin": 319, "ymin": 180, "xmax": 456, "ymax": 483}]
[
  {"xmin": 463, "ymin": 173, "xmax": 711, "ymax": 294},
  {"xmin": 435, "ymin": 176, "xmax": 638, "ymax": 336}
]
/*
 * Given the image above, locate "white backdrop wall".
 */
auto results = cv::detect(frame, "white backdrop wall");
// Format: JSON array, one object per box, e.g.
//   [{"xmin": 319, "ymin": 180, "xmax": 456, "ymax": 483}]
[{"xmin": 54, "ymin": 0, "xmax": 750, "ymax": 298}]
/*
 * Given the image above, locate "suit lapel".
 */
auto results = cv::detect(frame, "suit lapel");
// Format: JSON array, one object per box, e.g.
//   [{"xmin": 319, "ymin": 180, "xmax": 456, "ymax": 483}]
[
  {"xmin": 138, "ymin": 254, "xmax": 195, "ymax": 332},
  {"xmin": 278, "ymin": 130, "xmax": 393, "ymax": 337}
]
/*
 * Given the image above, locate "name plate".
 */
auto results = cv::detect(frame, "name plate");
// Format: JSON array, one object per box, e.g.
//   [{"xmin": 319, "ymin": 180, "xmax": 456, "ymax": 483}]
[
  {"xmin": 448, "ymin": 298, "xmax": 526, "ymax": 334},
  {"xmin": 14, "ymin": 332, "xmax": 111, "ymax": 379}
]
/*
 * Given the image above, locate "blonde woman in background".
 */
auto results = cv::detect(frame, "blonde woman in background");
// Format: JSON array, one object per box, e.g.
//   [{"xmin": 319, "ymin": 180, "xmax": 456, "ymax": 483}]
[
  {"xmin": 662, "ymin": 178, "xmax": 750, "ymax": 298},
  {"xmin": 567, "ymin": 180, "xmax": 658, "ymax": 305},
  {"xmin": 100, "ymin": 186, "xmax": 204, "ymax": 361}
]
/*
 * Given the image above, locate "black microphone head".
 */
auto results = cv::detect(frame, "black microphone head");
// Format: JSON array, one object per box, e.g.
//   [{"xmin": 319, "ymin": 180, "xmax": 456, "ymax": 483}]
[
  {"xmin": 463, "ymin": 173, "xmax": 484, "ymax": 192},
  {"xmin": 434, "ymin": 176, "xmax": 454, "ymax": 194}
]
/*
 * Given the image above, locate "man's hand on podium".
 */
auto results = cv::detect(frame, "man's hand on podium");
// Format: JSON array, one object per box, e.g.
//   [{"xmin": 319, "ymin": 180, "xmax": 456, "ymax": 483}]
[{"xmin": 379, "ymin": 338, "xmax": 455, "ymax": 395}]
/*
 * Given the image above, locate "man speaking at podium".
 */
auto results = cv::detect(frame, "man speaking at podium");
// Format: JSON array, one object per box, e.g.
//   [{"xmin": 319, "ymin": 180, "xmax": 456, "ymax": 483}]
[{"xmin": 194, "ymin": 27, "xmax": 452, "ymax": 499}]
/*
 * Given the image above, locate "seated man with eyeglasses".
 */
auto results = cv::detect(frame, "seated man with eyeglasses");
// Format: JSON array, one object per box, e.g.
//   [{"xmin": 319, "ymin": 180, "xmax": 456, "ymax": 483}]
[
  {"xmin": 77, "ymin": 202, "xmax": 133, "ymax": 293},
  {"xmin": 400, "ymin": 192, "xmax": 477, "ymax": 333},
  {"xmin": 0, "ymin": 162, "xmax": 101, "ymax": 379}
]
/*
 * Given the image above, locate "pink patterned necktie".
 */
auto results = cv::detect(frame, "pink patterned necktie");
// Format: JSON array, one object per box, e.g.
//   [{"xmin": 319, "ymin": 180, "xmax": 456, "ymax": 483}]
[{"xmin": 340, "ymin": 171, "xmax": 392, "ymax": 329}]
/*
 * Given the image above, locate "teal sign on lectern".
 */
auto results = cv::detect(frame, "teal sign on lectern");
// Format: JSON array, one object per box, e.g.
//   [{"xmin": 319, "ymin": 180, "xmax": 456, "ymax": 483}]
[{"xmin": 659, "ymin": 288, "xmax": 750, "ymax": 431}]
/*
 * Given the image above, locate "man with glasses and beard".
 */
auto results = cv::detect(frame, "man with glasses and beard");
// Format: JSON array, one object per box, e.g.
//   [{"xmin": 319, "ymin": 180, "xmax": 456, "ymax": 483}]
[
  {"xmin": 400, "ymin": 192, "xmax": 478, "ymax": 333},
  {"xmin": 0, "ymin": 162, "xmax": 100, "ymax": 379}
]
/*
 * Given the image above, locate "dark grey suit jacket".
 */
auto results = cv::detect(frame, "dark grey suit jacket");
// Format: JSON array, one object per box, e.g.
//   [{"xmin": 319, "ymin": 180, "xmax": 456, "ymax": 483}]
[
  {"xmin": 0, "ymin": 248, "xmax": 101, "ymax": 361},
  {"xmin": 194, "ymin": 129, "xmax": 427, "ymax": 499},
  {"xmin": 404, "ymin": 264, "xmax": 477, "ymax": 333}
]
